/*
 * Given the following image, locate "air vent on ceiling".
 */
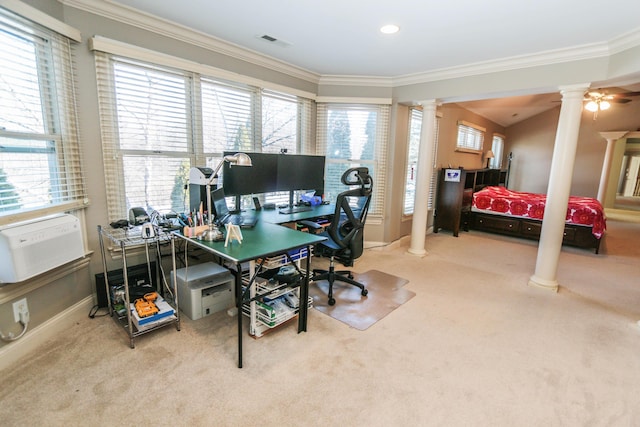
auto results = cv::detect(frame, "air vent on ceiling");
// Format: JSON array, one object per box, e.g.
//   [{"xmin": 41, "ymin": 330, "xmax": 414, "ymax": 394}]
[{"xmin": 257, "ymin": 34, "xmax": 291, "ymax": 48}]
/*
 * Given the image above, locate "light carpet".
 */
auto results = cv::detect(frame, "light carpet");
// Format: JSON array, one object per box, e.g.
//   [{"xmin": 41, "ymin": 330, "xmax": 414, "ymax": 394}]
[
  {"xmin": 309, "ymin": 270, "xmax": 414, "ymax": 330},
  {"xmin": 1, "ymin": 219, "xmax": 640, "ymax": 426}
]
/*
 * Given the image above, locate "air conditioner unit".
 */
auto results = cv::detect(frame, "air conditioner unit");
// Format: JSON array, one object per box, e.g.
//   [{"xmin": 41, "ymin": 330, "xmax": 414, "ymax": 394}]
[{"xmin": 0, "ymin": 214, "xmax": 84, "ymax": 284}]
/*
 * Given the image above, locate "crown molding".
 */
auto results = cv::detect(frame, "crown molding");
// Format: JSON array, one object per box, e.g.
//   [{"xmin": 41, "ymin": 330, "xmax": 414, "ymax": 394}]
[
  {"xmin": 58, "ymin": 0, "xmax": 640, "ymax": 90},
  {"xmin": 608, "ymin": 27, "xmax": 640, "ymax": 55},
  {"xmin": 393, "ymin": 42, "xmax": 611, "ymax": 87},
  {"xmin": 89, "ymin": 35, "xmax": 317, "ymax": 100},
  {"xmin": 2, "ymin": 0, "xmax": 81, "ymax": 41},
  {"xmin": 318, "ymin": 75, "xmax": 394, "ymax": 87},
  {"xmin": 59, "ymin": 0, "xmax": 320, "ymax": 84},
  {"xmin": 316, "ymin": 96, "xmax": 392, "ymax": 105}
]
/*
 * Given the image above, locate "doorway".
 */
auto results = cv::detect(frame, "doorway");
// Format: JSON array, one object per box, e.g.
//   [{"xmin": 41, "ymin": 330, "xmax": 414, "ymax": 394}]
[{"xmin": 615, "ymin": 153, "xmax": 640, "ymax": 211}]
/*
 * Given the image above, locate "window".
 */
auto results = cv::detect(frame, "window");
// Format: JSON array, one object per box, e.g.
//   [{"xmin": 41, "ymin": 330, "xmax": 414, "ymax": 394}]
[
  {"xmin": 404, "ymin": 109, "xmax": 422, "ymax": 215},
  {"xmin": 403, "ymin": 108, "xmax": 439, "ymax": 215},
  {"xmin": 456, "ymin": 121, "xmax": 485, "ymax": 153},
  {"xmin": 490, "ymin": 134, "xmax": 505, "ymax": 169},
  {"xmin": 94, "ymin": 47, "xmax": 312, "ymax": 221},
  {"xmin": 0, "ymin": 9, "xmax": 86, "ymax": 220},
  {"xmin": 317, "ymin": 103, "xmax": 390, "ymax": 217},
  {"xmin": 262, "ymin": 90, "xmax": 300, "ymax": 154}
]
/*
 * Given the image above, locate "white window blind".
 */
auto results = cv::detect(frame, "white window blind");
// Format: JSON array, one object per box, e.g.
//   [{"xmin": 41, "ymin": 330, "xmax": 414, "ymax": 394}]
[
  {"xmin": 404, "ymin": 108, "xmax": 421, "ymax": 215},
  {"xmin": 262, "ymin": 90, "xmax": 297, "ymax": 153},
  {"xmin": 259, "ymin": 90, "xmax": 313, "ymax": 208},
  {"xmin": 95, "ymin": 54, "xmax": 193, "ymax": 220},
  {"xmin": 202, "ymin": 78, "xmax": 257, "ymax": 157},
  {"xmin": 316, "ymin": 103, "xmax": 389, "ymax": 217},
  {"xmin": 491, "ymin": 134, "xmax": 505, "ymax": 169},
  {"xmin": 403, "ymin": 108, "xmax": 439, "ymax": 215},
  {"xmin": 94, "ymin": 46, "xmax": 313, "ymax": 221},
  {"xmin": 456, "ymin": 121, "xmax": 485, "ymax": 152},
  {"xmin": 0, "ymin": 8, "xmax": 86, "ymax": 219},
  {"xmin": 429, "ymin": 119, "xmax": 440, "ymax": 211}
]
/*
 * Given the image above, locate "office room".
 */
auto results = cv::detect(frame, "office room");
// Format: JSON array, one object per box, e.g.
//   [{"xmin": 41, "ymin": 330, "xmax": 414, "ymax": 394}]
[{"xmin": 1, "ymin": 0, "xmax": 640, "ymax": 425}]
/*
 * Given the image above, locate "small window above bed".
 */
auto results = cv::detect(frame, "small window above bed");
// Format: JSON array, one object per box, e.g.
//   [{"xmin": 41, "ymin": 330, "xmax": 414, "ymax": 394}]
[{"xmin": 455, "ymin": 121, "xmax": 485, "ymax": 154}]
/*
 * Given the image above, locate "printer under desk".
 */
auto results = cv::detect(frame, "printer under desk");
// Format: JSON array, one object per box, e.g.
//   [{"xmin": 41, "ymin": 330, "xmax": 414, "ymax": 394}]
[{"xmin": 172, "ymin": 262, "xmax": 234, "ymax": 320}]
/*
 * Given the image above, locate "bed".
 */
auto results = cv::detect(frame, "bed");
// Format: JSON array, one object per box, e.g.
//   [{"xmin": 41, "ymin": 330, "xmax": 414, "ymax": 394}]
[{"xmin": 470, "ymin": 186, "xmax": 605, "ymax": 253}]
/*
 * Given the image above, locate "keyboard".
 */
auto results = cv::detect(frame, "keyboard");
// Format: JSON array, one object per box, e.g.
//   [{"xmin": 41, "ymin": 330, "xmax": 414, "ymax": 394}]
[
  {"xmin": 218, "ymin": 214, "xmax": 258, "ymax": 228},
  {"xmin": 279, "ymin": 206, "xmax": 312, "ymax": 214}
]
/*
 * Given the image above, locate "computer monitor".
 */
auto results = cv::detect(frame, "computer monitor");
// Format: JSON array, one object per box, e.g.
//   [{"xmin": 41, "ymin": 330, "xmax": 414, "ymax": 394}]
[
  {"xmin": 277, "ymin": 154, "xmax": 325, "ymax": 195},
  {"xmin": 221, "ymin": 151, "xmax": 325, "ymax": 201},
  {"xmin": 221, "ymin": 151, "xmax": 278, "ymax": 196}
]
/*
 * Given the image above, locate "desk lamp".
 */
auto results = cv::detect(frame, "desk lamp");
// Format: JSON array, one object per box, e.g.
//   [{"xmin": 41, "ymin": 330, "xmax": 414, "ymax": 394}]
[{"xmin": 201, "ymin": 152, "xmax": 252, "ymax": 241}]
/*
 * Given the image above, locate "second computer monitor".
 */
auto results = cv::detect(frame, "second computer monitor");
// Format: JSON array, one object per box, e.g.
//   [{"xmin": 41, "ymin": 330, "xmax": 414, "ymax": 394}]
[
  {"xmin": 222, "ymin": 151, "xmax": 325, "ymax": 196},
  {"xmin": 276, "ymin": 154, "xmax": 325, "ymax": 195}
]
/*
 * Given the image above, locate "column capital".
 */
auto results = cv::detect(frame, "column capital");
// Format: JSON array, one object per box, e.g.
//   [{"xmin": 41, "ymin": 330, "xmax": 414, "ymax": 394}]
[
  {"xmin": 559, "ymin": 83, "xmax": 591, "ymax": 93},
  {"xmin": 559, "ymin": 83, "xmax": 590, "ymax": 100},
  {"xmin": 417, "ymin": 99, "xmax": 439, "ymax": 110},
  {"xmin": 599, "ymin": 131, "xmax": 628, "ymax": 141}
]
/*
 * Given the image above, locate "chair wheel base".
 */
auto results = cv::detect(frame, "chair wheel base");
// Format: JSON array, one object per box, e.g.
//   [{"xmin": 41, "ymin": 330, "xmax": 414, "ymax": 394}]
[
  {"xmin": 328, "ymin": 297, "xmax": 336, "ymax": 306},
  {"xmin": 362, "ymin": 289, "xmax": 368, "ymax": 297}
]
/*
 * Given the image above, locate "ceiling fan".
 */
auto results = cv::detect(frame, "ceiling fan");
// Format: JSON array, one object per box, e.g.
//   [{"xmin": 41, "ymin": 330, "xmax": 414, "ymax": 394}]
[
  {"xmin": 584, "ymin": 89, "xmax": 640, "ymax": 107},
  {"xmin": 583, "ymin": 88, "xmax": 640, "ymax": 118}
]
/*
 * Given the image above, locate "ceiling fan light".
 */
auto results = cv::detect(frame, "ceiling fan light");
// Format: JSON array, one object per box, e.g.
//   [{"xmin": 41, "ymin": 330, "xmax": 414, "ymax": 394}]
[
  {"xmin": 600, "ymin": 100, "xmax": 611, "ymax": 110},
  {"xmin": 585, "ymin": 101, "xmax": 598, "ymax": 112}
]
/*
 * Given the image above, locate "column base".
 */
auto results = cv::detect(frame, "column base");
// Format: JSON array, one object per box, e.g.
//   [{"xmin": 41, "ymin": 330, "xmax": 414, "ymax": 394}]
[
  {"xmin": 407, "ymin": 247, "xmax": 427, "ymax": 257},
  {"xmin": 528, "ymin": 274, "xmax": 559, "ymax": 292}
]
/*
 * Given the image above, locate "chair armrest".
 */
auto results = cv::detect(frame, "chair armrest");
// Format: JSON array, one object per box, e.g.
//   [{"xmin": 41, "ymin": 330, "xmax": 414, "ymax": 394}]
[{"xmin": 298, "ymin": 220, "xmax": 324, "ymax": 234}]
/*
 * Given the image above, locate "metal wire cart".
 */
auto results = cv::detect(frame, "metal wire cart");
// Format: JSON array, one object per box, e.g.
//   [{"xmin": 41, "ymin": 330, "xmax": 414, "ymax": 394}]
[{"xmin": 97, "ymin": 224, "xmax": 180, "ymax": 348}]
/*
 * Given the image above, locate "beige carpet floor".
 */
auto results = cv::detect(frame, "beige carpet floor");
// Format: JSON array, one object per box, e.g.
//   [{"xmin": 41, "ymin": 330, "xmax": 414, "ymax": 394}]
[{"xmin": 1, "ymin": 218, "xmax": 640, "ymax": 426}]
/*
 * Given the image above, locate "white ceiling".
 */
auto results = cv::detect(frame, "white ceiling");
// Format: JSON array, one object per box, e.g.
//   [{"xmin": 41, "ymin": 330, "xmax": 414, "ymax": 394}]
[{"xmin": 107, "ymin": 0, "xmax": 640, "ymax": 126}]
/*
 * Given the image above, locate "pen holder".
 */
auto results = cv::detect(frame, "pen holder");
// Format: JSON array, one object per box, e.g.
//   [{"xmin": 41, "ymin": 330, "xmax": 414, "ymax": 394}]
[{"xmin": 183, "ymin": 225, "xmax": 209, "ymax": 238}]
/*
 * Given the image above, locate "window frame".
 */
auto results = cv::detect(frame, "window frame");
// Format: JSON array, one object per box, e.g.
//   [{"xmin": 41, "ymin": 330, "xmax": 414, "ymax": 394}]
[
  {"xmin": 490, "ymin": 133, "xmax": 505, "ymax": 169},
  {"xmin": 94, "ymin": 45, "xmax": 313, "ymax": 222},
  {"xmin": 316, "ymin": 102, "xmax": 390, "ymax": 218},
  {"xmin": 0, "ymin": 7, "xmax": 86, "ymax": 225},
  {"xmin": 455, "ymin": 120, "xmax": 485, "ymax": 154},
  {"xmin": 403, "ymin": 107, "xmax": 440, "ymax": 216}
]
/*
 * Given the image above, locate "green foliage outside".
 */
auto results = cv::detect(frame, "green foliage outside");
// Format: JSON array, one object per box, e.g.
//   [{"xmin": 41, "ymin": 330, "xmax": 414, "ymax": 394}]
[{"xmin": 0, "ymin": 167, "xmax": 21, "ymax": 212}]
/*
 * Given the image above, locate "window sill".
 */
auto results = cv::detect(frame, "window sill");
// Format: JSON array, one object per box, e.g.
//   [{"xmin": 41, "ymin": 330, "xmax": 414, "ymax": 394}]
[{"xmin": 455, "ymin": 148, "xmax": 482, "ymax": 155}]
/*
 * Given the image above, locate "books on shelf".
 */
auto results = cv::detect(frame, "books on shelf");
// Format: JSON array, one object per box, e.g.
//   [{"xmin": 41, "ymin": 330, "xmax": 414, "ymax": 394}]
[{"xmin": 130, "ymin": 295, "xmax": 176, "ymax": 331}]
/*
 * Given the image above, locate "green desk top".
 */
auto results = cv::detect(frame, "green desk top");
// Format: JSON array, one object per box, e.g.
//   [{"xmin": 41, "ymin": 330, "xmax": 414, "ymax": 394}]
[{"xmin": 174, "ymin": 220, "xmax": 326, "ymax": 263}]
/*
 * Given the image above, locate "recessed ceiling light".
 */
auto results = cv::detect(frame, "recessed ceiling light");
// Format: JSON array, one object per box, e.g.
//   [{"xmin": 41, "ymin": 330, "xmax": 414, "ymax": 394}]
[{"xmin": 380, "ymin": 24, "xmax": 400, "ymax": 34}]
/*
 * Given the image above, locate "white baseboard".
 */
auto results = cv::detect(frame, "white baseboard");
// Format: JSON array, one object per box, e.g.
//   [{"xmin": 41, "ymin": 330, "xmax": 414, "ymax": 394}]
[{"xmin": 0, "ymin": 296, "xmax": 94, "ymax": 373}]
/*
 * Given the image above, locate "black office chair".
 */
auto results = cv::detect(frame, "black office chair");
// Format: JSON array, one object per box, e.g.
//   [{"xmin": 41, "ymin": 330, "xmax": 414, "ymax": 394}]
[{"xmin": 309, "ymin": 167, "xmax": 373, "ymax": 306}]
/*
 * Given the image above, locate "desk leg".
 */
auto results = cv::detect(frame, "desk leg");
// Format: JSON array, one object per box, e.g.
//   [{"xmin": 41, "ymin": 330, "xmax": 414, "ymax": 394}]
[
  {"xmin": 236, "ymin": 262, "xmax": 243, "ymax": 368},
  {"xmin": 298, "ymin": 245, "xmax": 310, "ymax": 333}
]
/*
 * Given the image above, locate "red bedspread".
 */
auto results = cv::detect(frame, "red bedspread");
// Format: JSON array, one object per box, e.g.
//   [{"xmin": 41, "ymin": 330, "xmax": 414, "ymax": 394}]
[{"xmin": 472, "ymin": 186, "xmax": 606, "ymax": 238}]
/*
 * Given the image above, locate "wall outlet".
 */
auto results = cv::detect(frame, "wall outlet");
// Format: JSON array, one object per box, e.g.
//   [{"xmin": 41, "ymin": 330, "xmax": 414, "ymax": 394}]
[{"xmin": 13, "ymin": 298, "xmax": 29, "ymax": 323}]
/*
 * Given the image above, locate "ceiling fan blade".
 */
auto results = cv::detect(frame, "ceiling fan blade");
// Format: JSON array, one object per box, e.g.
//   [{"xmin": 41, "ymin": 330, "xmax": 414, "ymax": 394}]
[
  {"xmin": 611, "ymin": 98, "xmax": 631, "ymax": 104},
  {"xmin": 617, "ymin": 91, "xmax": 640, "ymax": 97}
]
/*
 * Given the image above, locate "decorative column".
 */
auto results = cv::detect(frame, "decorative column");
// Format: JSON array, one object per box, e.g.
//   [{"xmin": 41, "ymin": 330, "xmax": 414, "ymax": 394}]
[
  {"xmin": 528, "ymin": 84, "xmax": 589, "ymax": 291},
  {"xmin": 597, "ymin": 131, "xmax": 628, "ymax": 204},
  {"xmin": 408, "ymin": 100, "xmax": 438, "ymax": 256}
]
